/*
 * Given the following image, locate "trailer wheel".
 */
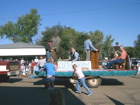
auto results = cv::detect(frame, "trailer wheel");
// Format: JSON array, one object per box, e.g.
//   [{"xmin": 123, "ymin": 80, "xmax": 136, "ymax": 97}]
[
  {"xmin": 86, "ymin": 77, "xmax": 102, "ymax": 88},
  {"xmin": 0, "ymin": 75, "xmax": 9, "ymax": 82}
]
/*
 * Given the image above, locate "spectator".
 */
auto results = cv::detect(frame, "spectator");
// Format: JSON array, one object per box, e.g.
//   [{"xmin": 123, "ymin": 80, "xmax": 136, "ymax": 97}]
[
  {"xmin": 137, "ymin": 61, "xmax": 140, "ymax": 74},
  {"xmin": 24, "ymin": 61, "xmax": 29, "ymax": 75},
  {"xmin": 34, "ymin": 56, "xmax": 39, "ymax": 64},
  {"xmin": 30, "ymin": 60, "xmax": 36, "ymax": 74},
  {"xmin": 0, "ymin": 58, "xmax": 3, "ymax": 61},
  {"xmin": 38, "ymin": 56, "xmax": 46, "ymax": 69},
  {"xmin": 20, "ymin": 58, "xmax": 25, "ymax": 64},
  {"xmin": 58, "ymin": 57, "xmax": 62, "ymax": 61},
  {"xmin": 49, "ymin": 88, "xmax": 65, "ymax": 105},
  {"xmin": 20, "ymin": 63, "xmax": 26, "ymax": 75}
]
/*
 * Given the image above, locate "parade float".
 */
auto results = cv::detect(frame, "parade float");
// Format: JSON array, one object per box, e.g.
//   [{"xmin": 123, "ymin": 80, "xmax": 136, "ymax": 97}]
[{"xmin": 29, "ymin": 51, "xmax": 137, "ymax": 88}]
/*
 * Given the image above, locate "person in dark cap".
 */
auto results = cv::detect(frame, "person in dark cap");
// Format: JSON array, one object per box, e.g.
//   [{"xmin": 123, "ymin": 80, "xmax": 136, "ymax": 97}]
[
  {"xmin": 114, "ymin": 42, "xmax": 120, "ymax": 51},
  {"xmin": 113, "ymin": 42, "xmax": 121, "ymax": 59},
  {"xmin": 45, "ymin": 39, "xmax": 53, "ymax": 62}
]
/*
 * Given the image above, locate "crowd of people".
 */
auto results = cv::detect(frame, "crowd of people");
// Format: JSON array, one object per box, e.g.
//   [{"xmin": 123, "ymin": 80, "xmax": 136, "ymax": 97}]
[{"xmin": 19, "ymin": 56, "xmax": 46, "ymax": 76}]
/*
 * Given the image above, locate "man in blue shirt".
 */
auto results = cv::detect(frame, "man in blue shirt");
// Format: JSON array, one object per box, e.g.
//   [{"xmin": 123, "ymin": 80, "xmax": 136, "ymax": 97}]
[
  {"xmin": 68, "ymin": 48, "xmax": 79, "ymax": 61},
  {"xmin": 84, "ymin": 37, "xmax": 98, "ymax": 61}
]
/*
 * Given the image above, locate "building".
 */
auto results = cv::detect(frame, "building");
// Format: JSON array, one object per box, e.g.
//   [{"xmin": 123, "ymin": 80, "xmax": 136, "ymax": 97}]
[{"xmin": 0, "ymin": 42, "xmax": 46, "ymax": 61}]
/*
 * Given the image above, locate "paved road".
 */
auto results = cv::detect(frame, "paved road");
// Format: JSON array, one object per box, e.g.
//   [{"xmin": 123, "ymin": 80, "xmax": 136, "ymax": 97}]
[{"xmin": 0, "ymin": 75, "xmax": 140, "ymax": 105}]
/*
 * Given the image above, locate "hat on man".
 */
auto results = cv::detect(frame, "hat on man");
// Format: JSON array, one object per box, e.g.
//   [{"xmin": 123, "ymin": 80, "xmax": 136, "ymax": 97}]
[
  {"xmin": 116, "ymin": 42, "xmax": 119, "ymax": 44},
  {"xmin": 47, "ymin": 39, "xmax": 53, "ymax": 42}
]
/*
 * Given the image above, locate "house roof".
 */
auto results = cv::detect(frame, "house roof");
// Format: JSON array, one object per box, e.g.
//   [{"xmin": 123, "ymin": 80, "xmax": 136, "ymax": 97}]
[{"xmin": 0, "ymin": 42, "xmax": 45, "ymax": 49}]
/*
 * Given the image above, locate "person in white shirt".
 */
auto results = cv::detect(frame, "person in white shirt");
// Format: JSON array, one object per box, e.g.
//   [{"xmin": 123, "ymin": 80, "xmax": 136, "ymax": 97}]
[
  {"xmin": 34, "ymin": 56, "xmax": 39, "ymax": 64},
  {"xmin": 72, "ymin": 64, "xmax": 93, "ymax": 96},
  {"xmin": 20, "ymin": 58, "xmax": 25, "ymax": 64},
  {"xmin": 137, "ymin": 61, "xmax": 140, "ymax": 74},
  {"xmin": 20, "ymin": 63, "xmax": 26, "ymax": 75}
]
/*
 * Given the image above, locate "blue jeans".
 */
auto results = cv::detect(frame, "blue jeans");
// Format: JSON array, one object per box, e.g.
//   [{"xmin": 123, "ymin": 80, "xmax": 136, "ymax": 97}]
[
  {"xmin": 46, "ymin": 51, "xmax": 50, "ymax": 62},
  {"xmin": 76, "ymin": 77, "xmax": 93, "ymax": 94},
  {"xmin": 106, "ymin": 59, "xmax": 124, "ymax": 69}
]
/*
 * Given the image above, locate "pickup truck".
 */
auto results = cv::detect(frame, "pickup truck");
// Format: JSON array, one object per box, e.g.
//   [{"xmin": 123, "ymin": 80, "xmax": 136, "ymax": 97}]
[{"xmin": 0, "ymin": 60, "xmax": 20, "ymax": 82}]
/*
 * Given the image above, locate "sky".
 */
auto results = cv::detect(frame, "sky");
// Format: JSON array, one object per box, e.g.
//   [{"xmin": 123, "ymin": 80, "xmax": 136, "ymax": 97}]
[{"xmin": 0, "ymin": 0, "xmax": 140, "ymax": 47}]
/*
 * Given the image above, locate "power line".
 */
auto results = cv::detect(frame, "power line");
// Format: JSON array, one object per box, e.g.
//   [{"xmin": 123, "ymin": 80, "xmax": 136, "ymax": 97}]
[
  {"xmin": 44, "ymin": 3, "xmax": 140, "ymax": 16},
  {"xmin": 0, "ymin": 2, "xmax": 139, "ymax": 21}
]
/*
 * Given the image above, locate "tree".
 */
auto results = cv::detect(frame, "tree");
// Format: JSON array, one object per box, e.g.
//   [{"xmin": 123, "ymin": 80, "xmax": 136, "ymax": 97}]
[
  {"xmin": 36, "ymin": 23, "xmax": 115, "ymax": 60},
  {"xmin": 134, "ymin": 34, "xmax": 140, "ymax": 57},
  {"xmin": 89, "ymin": 30, "xmax": 104, "ymax": 48},
  {"xmin": 125, "ymin": 47, "xmax": 136, "ymax": 58},
  {"xmin": 101, "ymin": 35, "xmax": 114, "ymax": 59},
  {"xmin": 38, "ymin": 23, "xmax": 63, "ymax": 47},
  {"xmin": 88, "ymin": 30, "xmax": 114, "ymax": 59},
  {"xmin": 124, "ymin": 34, "xmax": 140, "ymax": 58},
  {"xmin": 39, "ymin": 24, "xmax": 85, "ymax": 59},
  {"xmin": 0, "ymin": 9, "xmax": 41, "ymax": 43},
  {"xmin": 58, "ymin": 27, "xmax": 81, "ymax": 59},
  {"xmin": 76, "ymin": 33, "xmax": 88, "ymax": 60},
  {"xmin": 134, "ymin": 34, "xmax": 140, "ymax": 47}
]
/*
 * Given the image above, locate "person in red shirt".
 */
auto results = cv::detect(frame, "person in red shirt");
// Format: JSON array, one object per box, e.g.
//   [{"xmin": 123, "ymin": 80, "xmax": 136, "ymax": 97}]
[
  {"xmin": 45, "ymin": 39, "xmax": 53, "ymax": 62},
  {"xmin": 31, "ymin": 60, "xmax": 36, "ymax": 74},
  {"xmin": 105, "ymin": 46, "xmax": 127, "ymax": 69}
]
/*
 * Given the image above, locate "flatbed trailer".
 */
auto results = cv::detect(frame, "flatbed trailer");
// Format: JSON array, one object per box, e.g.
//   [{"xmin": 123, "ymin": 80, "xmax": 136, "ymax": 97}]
[
  {"xmin": 29, "ymin": 69, "xmax": 137, "ymax": 88},
  {"xmin": 55, "ymin": 69, "xmax": 137, "ymax": 88},
  {"xmin": 29, "ymin": 51, "xmax": 138, "ymax": 88}
]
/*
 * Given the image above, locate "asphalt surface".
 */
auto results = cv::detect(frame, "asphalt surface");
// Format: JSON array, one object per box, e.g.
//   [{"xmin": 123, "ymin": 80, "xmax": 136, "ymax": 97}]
[{"xmin": 0, "ymin": 74, "xmax": 140, "ymax": 105}]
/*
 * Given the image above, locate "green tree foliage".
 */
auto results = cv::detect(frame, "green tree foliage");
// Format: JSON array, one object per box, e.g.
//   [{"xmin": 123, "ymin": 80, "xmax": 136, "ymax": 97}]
[
  {"xmin": 38, "ymin": 24, "xmax": 114, "ymax": 60},
  {"xmin": 76, "ymin": 33, "xmax": 88, "ymax": 60},
  {"xmin": 125, "ymin": 34, "xmax": 140, "ymax": 58},
  {"xmin": 88, "ymin": 30, "xmax": 114, "ymax": 59},
  {"xmin": 134, "ymin": 34, "xmax": 140, "ymax": 57},
  {"xmin": 38, "ymin": 23, "xmax": 63, "ymax": 46},
  {"xmin": 89, "ymin": 30, "xmax": 104, "ymax": 48},
  {"xmin": 0, "ymin": 21, "xmax": 15, "ymax": 39},
  {"xmin": 58, "ymin": 27, "xmax": 81, "ymax": 59},
  {"xmin": 134, "ymin": 34, "xmax": 140, "ymax": 47},
  {"xmin": 102, "ymin": 35, "xmax": 114, "ymax": 59},
  {"xmin": 0, "ymin": 9, "xmax": 41, "ymax": 43},
  {"xmin": 125, "ymin": 47, "xmax": 136, "ymax": 58},
  {"xmin": 135, "ymin": 46, "xmax": 140, "ymax": 58}
]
